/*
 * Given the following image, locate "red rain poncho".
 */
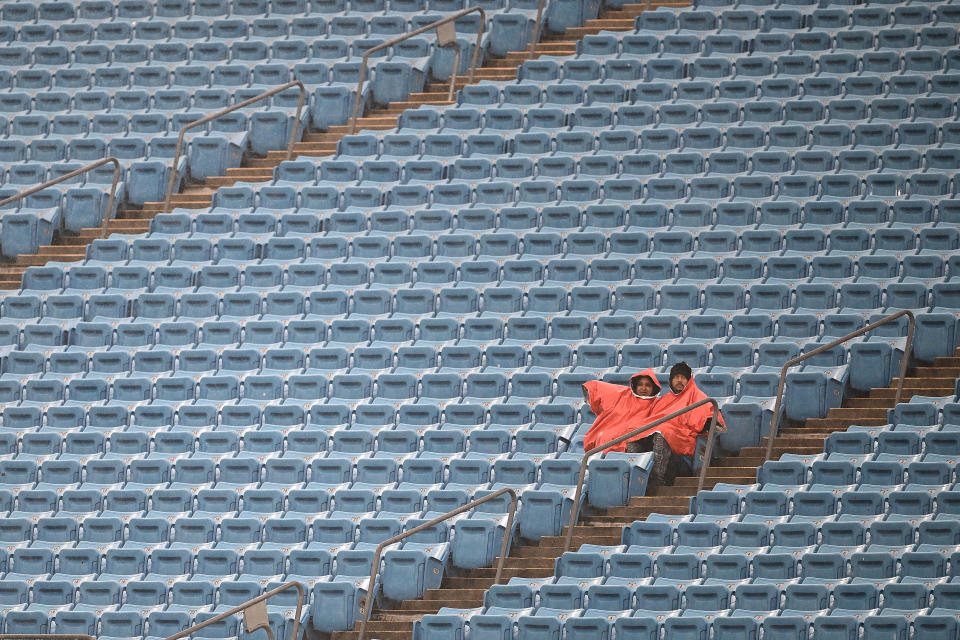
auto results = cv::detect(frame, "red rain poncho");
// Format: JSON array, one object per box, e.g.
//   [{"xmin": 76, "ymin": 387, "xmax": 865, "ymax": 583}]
[
  {"xmin": 633, "ymin": 377, "xmax": 726, "ymax": 456},
  {"xmin": 582, "ymin": 369, "xmax": 661, "ymax": 453}
]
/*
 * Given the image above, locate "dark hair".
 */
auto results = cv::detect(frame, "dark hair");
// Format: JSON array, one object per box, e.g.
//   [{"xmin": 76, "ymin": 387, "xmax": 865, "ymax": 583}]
[{"xmin": 669, "ymin": 361, "xmax": 692, "ymax": 380}]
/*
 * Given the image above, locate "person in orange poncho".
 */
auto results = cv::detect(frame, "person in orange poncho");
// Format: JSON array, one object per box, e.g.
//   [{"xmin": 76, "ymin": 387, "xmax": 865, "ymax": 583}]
[
  {"xmin": 625, "ymin": 362, "xmax": 726, "ymax": 487},
  {"xmin": 582, "ymin": 369, "xmax": 661, "ymax": 454}
]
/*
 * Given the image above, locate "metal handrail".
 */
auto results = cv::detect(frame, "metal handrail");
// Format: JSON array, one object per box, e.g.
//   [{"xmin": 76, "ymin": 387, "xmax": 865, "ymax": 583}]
[
  {"xmin": 527, "ymin": 0, "xmax": 548, "ymax": 58},
  {"xmin": 0, "ymin": 157, "xmax": 122, "ymax": 241},
  {"xmin": 348, "ymin": 7, "xmax": 486, "ymax": 134},
  {"xmin": 764, "ymin": 309, "xmax": 916, "ymax": 462},
  {"xmin": 563, "ymin": 398, "xmax": 722, "ymax": 553},
  {"xmin": 163, "ymin": 581, "xmax": 305, "ymax": 640},
  {"xmin": 355, "ymin": 487, "xmax": 518, "ymax": 640},
  {"xmin": 162, "ymin": 80, "xmax": 306, "ymax": 213}
]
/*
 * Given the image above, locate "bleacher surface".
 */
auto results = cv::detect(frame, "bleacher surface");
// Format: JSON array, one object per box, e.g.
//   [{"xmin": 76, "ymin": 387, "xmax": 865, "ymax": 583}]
[{"xmin": 0, "ymin": 0, "xmax": 959, "ymax": 637}]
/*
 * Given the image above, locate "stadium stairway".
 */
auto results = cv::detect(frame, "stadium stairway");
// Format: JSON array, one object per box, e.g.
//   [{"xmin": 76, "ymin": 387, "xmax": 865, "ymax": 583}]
[
  {"xmin": 0, "ymin": 0, "xmax": 683, "ymax": 290},
  {"xmin": 328, "ymin": 347, "xmax": 960, "ymax": 640}
]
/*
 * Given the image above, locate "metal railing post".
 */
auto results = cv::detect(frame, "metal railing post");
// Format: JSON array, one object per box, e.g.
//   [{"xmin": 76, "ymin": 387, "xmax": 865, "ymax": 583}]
[
  {"xmin": 162, "ymin": 581, "xmax": 305, "ymax": 640},
  {"xmin": 348, "ymin": 6, "xmax": 486, "ymax": 134},
  {"xmin": 0, "ymin": 157, "xmax": 122, "ymax": 241},
  {"xmin": 764, "ymin": 309, "xmax": 916, "ymax": 462},
  {"xmin": 527, "ymin": 0, "xmax": 548, "ymax": 58},
  {"xmin": 355, "ymin": 487, "xmax": 518, "ymax": 640},
  {"xmin": 162, "ymin": 80, "xmax": 306, "ymax": 213},
  {"xmin": 563, "ymin": 398, "xmax": 722, "ymax": 554}
]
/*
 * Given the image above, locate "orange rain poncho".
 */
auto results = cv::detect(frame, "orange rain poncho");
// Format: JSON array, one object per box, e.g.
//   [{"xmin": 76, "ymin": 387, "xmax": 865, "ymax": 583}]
[
  {"xmin": 582, "ymin": 369, "xmax": 661, "ymax": 453},
  {"xmin": 632, "ymin": 377, "xmax": 726, "ymax": 456}
]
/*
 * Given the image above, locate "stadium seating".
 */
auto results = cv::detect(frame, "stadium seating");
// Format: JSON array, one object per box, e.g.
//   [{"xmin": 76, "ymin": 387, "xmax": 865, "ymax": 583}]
[
  {"xmin": 1, "ymin": 0, "xmax": 960, "ymax": 636},
  {"xmin": 416, "ymin": 392, "xmax": 960, "ymax": 639},
  {"xmin": 0, "ymin": 0, "xmax": 556, "ymax": 258}
]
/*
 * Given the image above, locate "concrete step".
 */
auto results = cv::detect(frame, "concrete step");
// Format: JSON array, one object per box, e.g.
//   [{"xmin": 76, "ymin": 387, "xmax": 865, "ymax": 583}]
[
  {"xmin": 870, "ymin": 386, "xmax": 956, "ymax": 398},
  {"xmin": 664, "ymin": 476, "xmax": 755, "ymax": 490},
  {"xmin": 714, "ymin": 456, "xmax": 765, "ymax": 467},
  {"xmin": 674, "ymin": 472, "xmax": 756, "ymax": 486},
  {"xmin": 806, "ymin": 417, "xmax": 888, "ymax": 429},
  {"xmin": 493, "ymin": 557, "xmax": 556, "ymax": 569},
  {"xmin": 910, "ymin": 366, "xmax": 960, "ymax": 378},
  {"xmin": 423, "ymin": 588, "xmax": 487, "ymax": 601},
  {"xmin": 555, "ymin": 23, "xmax": 634, "ymax": 38},
  {"xmin": 9, "ymin": 256, "xmax": 49, "ymax": 267},
  {"xmin": 893, "ymin": 376, "xmax": 959, "ymax": 388},
  {"xmin": 557, "ymin": 524, "xmax": 625, "ymax": 538},
  {"xmin": 382, "ymin": 606, "xmax": 443, "ymax": 615},
  {"xmin": 582, "ymin": 508, "xmax": 686, "ymax": 523},
  {"xmin": 461, "ymin": 566, "xmax": 554, "ymax": 579},
  {"xmin": 540, "ymin": 532, "xmax": 623, "ymax": 548},
  {"xmin": 843, "ymin": 397, "xmax": 898, "ymax": 409},
  {"xmin": 363, "ymin": 618, "xmax": 423, "ymax": 631},
  {"xmin": 761, "ymin": 437, "xmax": 829, "ymax": 448},
  {"xmin": 742, "ymin": 445, "xmax": 823, "ymax": 457},
  {"xmin": 439, "ymin": 576, "xmax": 506, "ymax": 588},
  {"xmin": 331, "ymin": 630, "xmax": 407, "ymax": 640},
  {"xmin": 648, "ymin": 485, "xmax": 709, "ymax": 497},
  {"xmin": 824, "ymin": 407, "xmax": 890, "ymax": 420},
  {"xmin": 35, "ymin": 246, "xmax": 86, "ymax": 258},
  {"xmin": 779, "ymin": 428, "xmax": 834, "ymax": 436}
]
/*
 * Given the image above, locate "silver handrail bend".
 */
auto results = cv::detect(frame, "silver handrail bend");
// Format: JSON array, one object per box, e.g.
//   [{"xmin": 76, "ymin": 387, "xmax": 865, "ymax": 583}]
[
  {"xmin": 162, "ymin": 581, "xmax": 305, "ymax": 640},
  {"xmin": 763, "ymin": 309, "xmax": 916, "ymax": 462},
  {"xmin": 0, "ymin": 157, "xmax": 122, "ymax": 241},
  {"xmin": 355, "ymin": 487, "xmax": 518, "ymax": 640},
  {"xmin": 348, "ymin": 7, "xmax": 486, "ymax": 134},
  {"xmin": 162, "ymin": 80, "xmax": 306, "ymax": 212}
]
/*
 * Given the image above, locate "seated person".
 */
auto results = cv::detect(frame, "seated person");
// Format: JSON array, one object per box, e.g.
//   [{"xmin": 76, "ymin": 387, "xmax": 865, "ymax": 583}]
[
  {"xmin": 583, "ymin": 362, "xmax": 725, "ymax": 487},
  {"xmin": 582, "ymin": 368, "xmax": 661, "ymax": 454}
]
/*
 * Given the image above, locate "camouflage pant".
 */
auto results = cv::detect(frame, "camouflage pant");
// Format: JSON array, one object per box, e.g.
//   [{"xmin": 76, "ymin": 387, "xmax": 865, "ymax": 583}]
[{"xmin": 625, "ymin": 432, "xmax": 678, "ymax": 487}]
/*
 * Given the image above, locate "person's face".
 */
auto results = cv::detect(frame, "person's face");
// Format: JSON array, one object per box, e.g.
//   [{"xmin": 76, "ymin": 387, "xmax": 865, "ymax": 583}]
[
  {"xmin": 670, "ymin": 374, "xmax": 690, "ymax": 394},
  {"xmin": 633, "ymin": 377, "xmax": 655, "ymax": 396}
]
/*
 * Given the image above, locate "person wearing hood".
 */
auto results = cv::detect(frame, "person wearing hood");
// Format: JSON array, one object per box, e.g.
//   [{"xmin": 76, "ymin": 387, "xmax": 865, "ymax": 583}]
[
  {"xmin": 581, "ymin": 369, "xmax": 661, "ymax": 454},
  {"xmin": 625, "ymin": 361, "xmax": 726, "ymax": 487}
]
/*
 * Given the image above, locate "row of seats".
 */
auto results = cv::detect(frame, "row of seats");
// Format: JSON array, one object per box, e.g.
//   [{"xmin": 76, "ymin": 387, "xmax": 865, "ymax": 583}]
[
  {"xmin": 134, "ymin": 200, "xmax": 960, "ymax": 232},
  {"xmin": 0, "ymin": 451, "xmax": 584, "ymax": 488},
  {"xmin": 0, "ymin": 310, "xmax": 919, "ymax": 345},
  {"xmin": 277, "ymin": 159, "xmax": 960, "ymax": 187},
  {"xmin": 621, "ymin": 507, "xmax": 960, "ymax": 547},
  {"xmin": 689, "ymin": 0, "xmax": 960, "ymax": 11},
  {"xmin": 20, "ymin": 250, "xmax": 960, "ymax": 286},
  {"xmin": 0, "ymin": 604, "xmax": 292, "ymax": 640},
  {"xmin": 0, "ymin": 364, "xmax": 847, "ymax": 406},
  {"xmin": 261, "ymin": 173, "xmax": 960, "ymax": 205},
  {"xmin": 0, "ymin": 58, "xmax": 421, "ymax": 91},
  {"xmin": 631, "ymin": 7, "xmax": 960, "ymax": 33},
  {"xmin": 0, "ymin": 18, "xmax": 495, "ymax": 46},
  {"xmin": 0, "ymin": 568, "xmax": 299, "ymax": 633},
  {"xmin": 7, "ymin": 269, "xmax": 960, "ymax": 307},
  {"xmin": 554, "ymin": 545, "xmax": 960, "ymax": 581},
  {"xmin": 414, "ymin": 607, "xmax": 956, "ymax": 640},
  {"xmin": 0, "ymin": 403, "xmax": 583, "ymax": 432},
  {"xmin": 0, "ymin": 420, "xmax": 579, "ymax": 452},
  {"xmin": 392, "ymin": 106, "xmax": 960, "ymax": 134},
  {"xmin": 405, "ymin": 96, "xmax": 960, "ymax": 125},
  {"xmin": 575, "ymin": 27, "xmax": 960, "ymax": 60},
  {"xmin": 0, "ymin": 0, "xmax": 494, "ymax": 22},
  {"xmin": 457, "ymin": 77, "xmax": 960, "ymax": 107},
  {"xmin": 517, "ymin": 56, "xmax": 960, "ymax": 83}
]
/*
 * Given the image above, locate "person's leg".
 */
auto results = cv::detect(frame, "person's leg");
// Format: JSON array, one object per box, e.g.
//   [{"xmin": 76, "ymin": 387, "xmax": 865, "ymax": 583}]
[
  {"xmin": 625, "ymin": 436, "xmax": 654, "ymax": 453},
  {"xmin": 649, "ymin": 433, "xmax": 677, "ymax": 487}
]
